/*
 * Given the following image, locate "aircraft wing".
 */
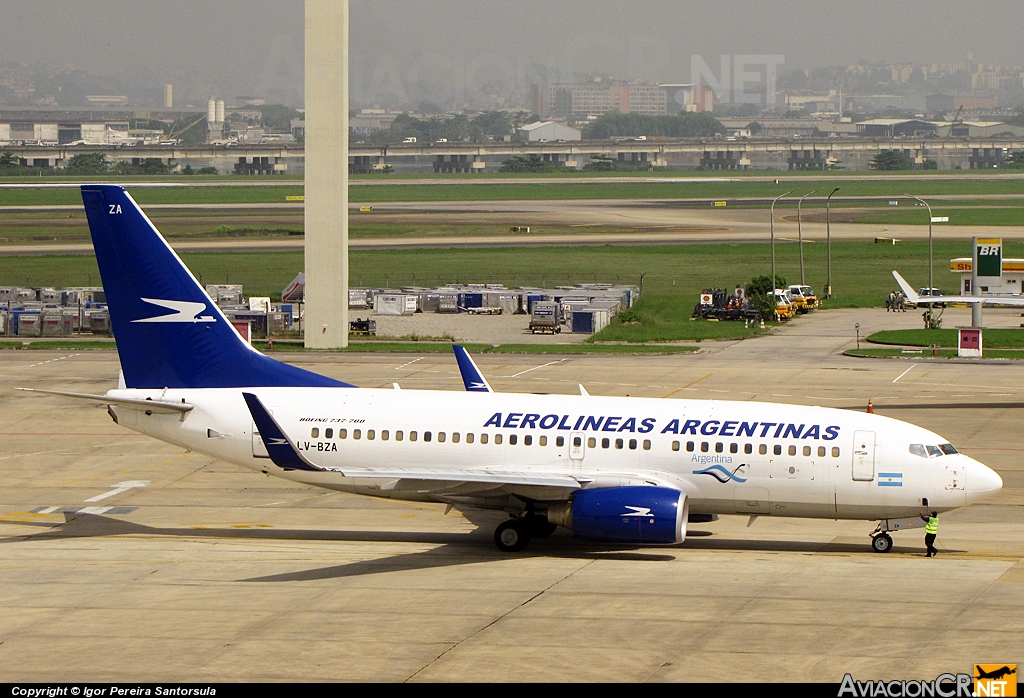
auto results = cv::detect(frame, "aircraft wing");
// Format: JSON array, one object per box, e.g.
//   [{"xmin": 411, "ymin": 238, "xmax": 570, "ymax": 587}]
[
  {"xmin": 892, "ymin": 271, "xmax": 1024, "ymax": 306},
  {"xmin": 453, "ymin": 345, "xmax": 493, "ymax": 392},
  {"xmin": 18, "ymin": 388, "xmax": 193, "ymax": 414}
]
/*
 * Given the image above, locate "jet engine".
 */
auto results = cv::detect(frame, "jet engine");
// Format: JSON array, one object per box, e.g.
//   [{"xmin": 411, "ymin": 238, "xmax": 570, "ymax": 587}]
[{"xmin": 547, "ymin": 486, "xmax": 688, "ymax": 544}]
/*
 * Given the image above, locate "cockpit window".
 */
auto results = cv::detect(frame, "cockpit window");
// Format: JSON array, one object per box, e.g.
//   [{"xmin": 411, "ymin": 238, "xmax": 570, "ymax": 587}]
[
  {"xmin": 926, "ymin": 445, "xmax": 943, "ymax": 458},
  {"xmin": 939, "ymin": 443, "xmax": 958, "ymax": 455},
  {"xmin": 909, "ymin": 444, "xmax": 927, "ymax": 458}
]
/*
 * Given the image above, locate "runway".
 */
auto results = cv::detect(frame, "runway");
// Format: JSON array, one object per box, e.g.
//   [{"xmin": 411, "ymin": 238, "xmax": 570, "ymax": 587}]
[
  {"xmin": 2, "ymin": 198, "xmax": 1022, "ymax": 256},
  {"xmin": 1, "ymin": 308, "xmax": 1021, "ymax": 682}
]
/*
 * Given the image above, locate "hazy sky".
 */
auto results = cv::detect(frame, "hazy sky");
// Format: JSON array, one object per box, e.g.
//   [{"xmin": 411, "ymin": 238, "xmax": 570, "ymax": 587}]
[{"xmin": 0, "ymin": 1, "xmax": 1019, "ymax": 105}]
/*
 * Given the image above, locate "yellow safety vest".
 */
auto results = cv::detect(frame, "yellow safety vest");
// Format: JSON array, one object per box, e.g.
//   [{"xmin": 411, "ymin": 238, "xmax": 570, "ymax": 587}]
[{"xmin": 925, "ymin": 517, "xmax": 938, "ymax": 534}]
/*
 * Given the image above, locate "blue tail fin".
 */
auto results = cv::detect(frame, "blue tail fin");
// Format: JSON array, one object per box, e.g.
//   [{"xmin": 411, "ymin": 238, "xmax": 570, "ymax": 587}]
[{"xmin": 81, "ymin": 185, "xmax": 351, "ymax": 389}]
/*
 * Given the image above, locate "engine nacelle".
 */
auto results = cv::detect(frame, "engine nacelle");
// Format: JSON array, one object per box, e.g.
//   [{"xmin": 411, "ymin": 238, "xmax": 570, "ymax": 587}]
[{"xmin": 548, "ymin": 486, "xmax": 688, "ymax": 544}]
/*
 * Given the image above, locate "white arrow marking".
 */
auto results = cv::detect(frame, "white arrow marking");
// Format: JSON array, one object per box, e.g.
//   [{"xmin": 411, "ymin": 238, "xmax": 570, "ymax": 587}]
[{"xmin": 84, "ymin": 480, "xmax": 150, "ymax": 503}]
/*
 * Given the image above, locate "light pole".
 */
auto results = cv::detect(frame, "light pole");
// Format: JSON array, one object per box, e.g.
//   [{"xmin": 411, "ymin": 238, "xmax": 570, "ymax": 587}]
[
  {"xmin": 797, "ymin": 189, "xmax": 819, "ymax": 285},
  {"xmin": 905, "ymin": 193, "xmax": 934, "ymax": 289},
  {"xmin": 771, "ymin": 190, "xmax": 794, "ymax": 289},
  {"xmin": 826, "ymin": 186, "xmax": 840, "ymax": 299}
]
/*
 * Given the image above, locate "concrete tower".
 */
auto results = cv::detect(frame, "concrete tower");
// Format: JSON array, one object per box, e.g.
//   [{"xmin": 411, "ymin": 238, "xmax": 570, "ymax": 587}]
[{"xmin": 303, "ymin": 0, "xmax": 349, "ymax": 348}]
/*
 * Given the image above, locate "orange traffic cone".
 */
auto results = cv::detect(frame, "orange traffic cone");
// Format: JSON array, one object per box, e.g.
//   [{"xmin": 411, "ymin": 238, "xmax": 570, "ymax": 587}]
[{"xmin": 867, "ymin": 400, "xmax": 874, "ymax": 414}]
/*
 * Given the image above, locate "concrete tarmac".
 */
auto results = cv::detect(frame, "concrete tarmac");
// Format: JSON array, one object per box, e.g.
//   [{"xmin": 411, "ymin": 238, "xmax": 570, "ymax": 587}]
[{"xmin": 1, "ymin": 308, "xmax": 1022, "ymax": 682}]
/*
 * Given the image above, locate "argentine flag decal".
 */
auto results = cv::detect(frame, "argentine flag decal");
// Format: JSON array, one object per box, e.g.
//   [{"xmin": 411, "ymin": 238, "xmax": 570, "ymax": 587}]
[{"xmin": 878, "ymin": 472, "xmax": 904, "ymax": 487}]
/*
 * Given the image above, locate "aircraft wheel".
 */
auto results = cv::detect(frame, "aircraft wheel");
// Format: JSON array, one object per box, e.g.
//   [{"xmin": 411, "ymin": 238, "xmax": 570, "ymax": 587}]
[
  {"xmin": 871, "ymin": 533, "xmax": 893, "ymax": 553},
  {"xmin": 495, "ymin": 519, "xmax": 531, "ymax": 552}
]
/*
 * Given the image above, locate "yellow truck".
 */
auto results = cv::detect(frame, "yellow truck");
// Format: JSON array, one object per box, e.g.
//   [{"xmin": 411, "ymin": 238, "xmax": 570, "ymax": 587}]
[
  {"xmin": 787, "ymin": 285, "xmax": 817, "ymax": 313},
  {"xmin": 773, "ymin": 289, "xmax": 796, "ymax": 320}
]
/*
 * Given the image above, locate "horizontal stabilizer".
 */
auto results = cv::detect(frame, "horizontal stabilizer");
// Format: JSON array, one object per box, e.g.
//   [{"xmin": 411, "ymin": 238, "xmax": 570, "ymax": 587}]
[{"xmin": 17, "ymin": 388, "xmax": 193, "ymax": 414}]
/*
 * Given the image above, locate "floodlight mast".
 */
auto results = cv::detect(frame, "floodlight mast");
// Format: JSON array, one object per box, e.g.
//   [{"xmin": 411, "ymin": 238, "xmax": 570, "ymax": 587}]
[
  {"xmin": 825, "ymin": 187, "xmax": 840, "ymax": 299},
  {"xmin": 797, "ymin": 189, "xmax": 819, "ymax": 285},
  {"xmin": 906, "ymin": 193, "xmax": 934, "ymax": 290},
  {"xmin": 771, "ymin": 190, "xmax": 794, "ymax": 289}
]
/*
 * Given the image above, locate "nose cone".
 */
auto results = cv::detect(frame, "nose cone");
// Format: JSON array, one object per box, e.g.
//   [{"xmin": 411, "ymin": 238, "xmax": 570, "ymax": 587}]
[{"xmin": 966, "ymin": 458, "xmax": 1003, "ymax": 503}]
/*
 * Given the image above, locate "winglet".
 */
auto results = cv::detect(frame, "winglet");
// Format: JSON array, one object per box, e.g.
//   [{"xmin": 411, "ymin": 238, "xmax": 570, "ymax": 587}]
[
  {"xmin": 242, "ymin": 393, "xmax": 321, "ymax": 472},
  {"xmin": 892, "ymin": 271, "xmax": 920, "ymax": 303},
  {"xmin": 453, "ymin": 345, "xmax": 493, "ymax": 392}
]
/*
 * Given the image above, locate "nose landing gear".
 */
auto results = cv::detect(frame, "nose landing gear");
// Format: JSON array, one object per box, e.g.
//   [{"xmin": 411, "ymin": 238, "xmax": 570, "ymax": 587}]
[{"xmin": 871, "ymin": 532, "xmax": 893, "ymax": 553}]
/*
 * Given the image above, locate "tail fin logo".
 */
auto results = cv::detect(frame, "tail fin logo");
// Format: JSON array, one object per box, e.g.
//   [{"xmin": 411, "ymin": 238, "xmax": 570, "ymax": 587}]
[{"xmin": 131, "ymin": 298, "xmax": 216, "ymax": 324}]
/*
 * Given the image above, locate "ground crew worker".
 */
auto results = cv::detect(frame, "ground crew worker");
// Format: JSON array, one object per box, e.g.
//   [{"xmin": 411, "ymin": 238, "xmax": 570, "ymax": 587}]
[{"xmin": 919, "ymin": 510, "xmax": 939, "ymax": 557}]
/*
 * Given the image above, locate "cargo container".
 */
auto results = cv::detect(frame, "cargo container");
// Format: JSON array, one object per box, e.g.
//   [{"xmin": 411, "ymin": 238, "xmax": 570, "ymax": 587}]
[
  {"xmin": 41, "ymin": 312, "xmax": 74, "ymax": 336},
  {"xmin": 348, "ymin": 288, "xmax": 371, "ymax": 308},
  {"xmin": 530, "ymin": 301, "xmax": 561, "ymax": 334},
  {"xmin": 16, "ymin": 312, "xmax": 41, "ymax": 336},
  {"xmin": 374, "ymin": 294, "xmax": 418, "ymax": 316},
  {"xmin": 205, "ymin": 284, "xmax": 244, "ymax": 306}
]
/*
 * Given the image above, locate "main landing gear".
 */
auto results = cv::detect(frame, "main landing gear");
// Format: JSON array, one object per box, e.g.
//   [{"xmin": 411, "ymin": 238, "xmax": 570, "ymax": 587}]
[{"xmin": 494, "ymin": 514, "xmax": 556, "ymax": 552}]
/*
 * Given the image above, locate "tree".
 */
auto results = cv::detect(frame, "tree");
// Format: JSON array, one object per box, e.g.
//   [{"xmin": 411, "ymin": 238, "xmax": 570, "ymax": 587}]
[
  {"xmin": 583, "ymin": 112, "xmax": 724, "ymax": 139},
  {"xmin": 1005, "ymin": 151, "xmax": 1024, "ymax": 169},
  {"xmin": 746, "ymin": 274, "xmax": 786, "ymax": 319},
  {"xmin": 920, "ymin": 158, "xmax": 938, "ymax": 170},
  {"xmin": 472, "ymin": 111, "xmax": 514, "ymax": 137},
  {"xmin": 0, "ymin": 152, "xmax": 19, "ymax": 167},
  {"xmin": 65, "ymin": 153, "xmax": 110, "ymax": 175},
  {"xmin": 869, "ymin": 150, "xmax": 913, "ymax": 171}
]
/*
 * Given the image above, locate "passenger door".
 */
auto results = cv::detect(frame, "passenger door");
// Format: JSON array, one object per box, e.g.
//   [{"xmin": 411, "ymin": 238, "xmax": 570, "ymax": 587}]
[{"xmin": 852, "ymin": 431, "xmax": 875, "ymax": 481}]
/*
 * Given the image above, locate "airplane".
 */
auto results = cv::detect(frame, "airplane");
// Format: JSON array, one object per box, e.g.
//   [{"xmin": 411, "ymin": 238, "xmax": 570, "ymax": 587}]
[
  {"xmin": 21, "ymin": 185, "xmax": 1004, "ymax": 554},
  {"xmin": 893, "ymin": 270, "xmax": 1024, "ymax": 307}
]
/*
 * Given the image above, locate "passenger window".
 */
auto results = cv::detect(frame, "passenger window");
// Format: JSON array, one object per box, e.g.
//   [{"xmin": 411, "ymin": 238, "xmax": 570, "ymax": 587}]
[
  {"xmin": 424, "ymin": 431, "xmax": 432, "ymax": 442},
  {"xmin": 730, "ymin": 443, "xmax": 738, "ymax": 454},
  {"xmin": 437, "ymin": 432, "xmax": 445, "ymax": 443},
  {"xmin": 588, "ymin": 437, "xmax": 596, "ymax": 448},
  {"xmin": 539, "ymin": 436, "xmax": 547, "ymax": 446},
  {"xmin": 452, "ymin": 433, "xmax": 460, "ymax": 443},
  {"xmin": 803, "ymin": 446, "xmax": 811, "ymax": 457},
  {"xmin": 745, "ymin": 444, "xmax": 752, "ymax": 454},
  {"xmin": 325, "ymin": 428, "xmax": 333, "ymax": 439},
  {"xmin": 601, "ymin": 438, "xmax": 610, "ymax": 449},
  {"xmin": 643, "ymin": 439, "xmax": 651, "ymax": 451},
  {"xmin": 494, "ymin": 434, "xmax": 502, "ymax": 445},
  {"xmin": 672, "ymin": 441, "xmax": 680, "ymax": 452},
  {"xmin": 466, "ymin": 433, "xmax": 474, "ymax": 444},
  {"xmin": 339, "ymin": 429, "xmax": 347, "ymax": 439},
  {"xmin": 788, "ymin": 445, "xmax": 796, "ymax": 456},
  {"xmin": 524, "ymin": 435, "xmax": 532, "ymax": 446},
  {"xmin": 759, "ymin": 444, "xmax": 767, "ymax": 455},
  {"xmin": 572, "ymin": 436, "xmax": 581, "ymax": 447},
  {"xmin": 831, "ymin": 447, "xmax": 840, "ymax": 457},
  {"xmin": 367, "ymin": 430, "xmax": 375, "ymax": 440},
  {"xmin": 311, "ymin": 428, "xmax": 319, "ymax": 438},
  {"xmin": 773, "ymin": 445, "xmax": 782, "ymax": 456},
  {"xmin": 395, "ymin": 430, "xmax": 402, "ymax": 441},
  {"xmin": 715, "ymin": 442, "xmax": 723, "ymax": 453},
  {"xmin": 509, "ymin": 434, "xmax": 517, "ymax": 445},
  {"xmin": 381, "ymin": 430, "xmax": 389, "ymax": 441},
  {"xmin": 480, "ymin": 434, "xmax": 488, "ymax": 444},
  {"xmin": 701, "ymin": 442, "xmax": 709, "ymax": 453},
  {"xmin": 615, "ymin": 438, "xmax": 623, "ymax": 450},
  {"xmin": 409, "ymin": 431, "xmax": 417, "ymax": 441},
  {"xmin": 817, "ymin": 446, "xmax": 825, "ymax": 457},
  {"xmin": 353, "ymin": 429, "xmax": 361, "ymax": 440},
  {"xmin": 556, "ymin": 436, "xmax": 564, "ymax": 447},
  {"xmin": 629, "ymin": 439, "xmax": 637, "ymax": 450}
]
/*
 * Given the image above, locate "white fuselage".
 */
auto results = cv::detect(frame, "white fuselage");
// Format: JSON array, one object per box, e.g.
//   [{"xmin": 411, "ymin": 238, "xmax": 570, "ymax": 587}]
[{"xmin": 107, "ymin": 387, "xmax": 1003, "ymax": 522}]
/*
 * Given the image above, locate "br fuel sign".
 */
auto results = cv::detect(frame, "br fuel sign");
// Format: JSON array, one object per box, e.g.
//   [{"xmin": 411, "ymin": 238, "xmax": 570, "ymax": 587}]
[{"xmin": 975, "ymin": 237, "xmax": 1002, "ymax": 282}]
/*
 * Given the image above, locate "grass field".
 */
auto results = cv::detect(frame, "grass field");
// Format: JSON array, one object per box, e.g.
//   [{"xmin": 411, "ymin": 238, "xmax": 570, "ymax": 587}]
[
  {"xmin": 847, "ymin": 347, "xmax": 1024, "ymax": 359},
  {"xmin": 867, "ymin": 328, "xmax": 1024, "ymax": 348},
  {"xmin": 0, "ymin": 239, "xmax": 1003, "ymax": 303},
  {"xmin": 4, "ymin": 177, "xmax": 1024, "ymax": 207}
]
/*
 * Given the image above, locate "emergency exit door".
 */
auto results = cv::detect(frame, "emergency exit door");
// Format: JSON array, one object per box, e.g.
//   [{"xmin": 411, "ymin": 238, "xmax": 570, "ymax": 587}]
[{"xmin": 852, "ymin": 430, "xmax": 875, "ymax": 481}]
